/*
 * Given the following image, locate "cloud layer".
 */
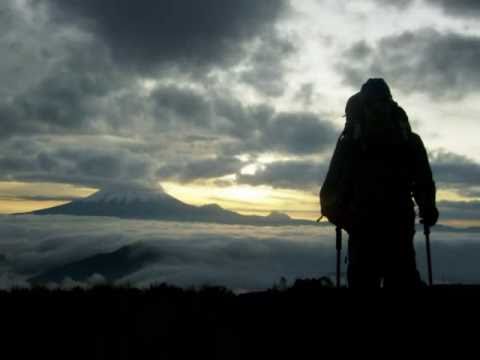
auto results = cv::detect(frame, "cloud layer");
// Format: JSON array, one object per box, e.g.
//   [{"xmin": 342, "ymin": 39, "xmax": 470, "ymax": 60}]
[
  {"xmin": 1, "ymin": 216, "xmax": 479, "ymax": 289},
  {"xmin": 430, "ymin": 151, "xmax": 480, "ymax": 197}
]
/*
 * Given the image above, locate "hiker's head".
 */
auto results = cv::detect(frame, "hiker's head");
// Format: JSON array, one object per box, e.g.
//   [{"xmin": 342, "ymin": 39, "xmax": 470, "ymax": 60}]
[{"xmin": 361, "ymin": 78, "xmax": 392, "ymax": 102}]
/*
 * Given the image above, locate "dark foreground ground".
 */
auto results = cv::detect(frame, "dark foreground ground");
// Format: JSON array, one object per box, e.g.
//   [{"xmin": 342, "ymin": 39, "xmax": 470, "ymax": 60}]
[{"xmin": 1, "ymin": 279, "xmax": 478, "ymax": 359}]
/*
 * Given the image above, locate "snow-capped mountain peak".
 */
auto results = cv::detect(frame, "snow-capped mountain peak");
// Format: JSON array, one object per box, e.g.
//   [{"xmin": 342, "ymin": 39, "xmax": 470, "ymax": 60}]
[
  {"xmin": 27, "ymin": 184, "xmax": 312, "ymax": 226},
  {"xmin": 82, "ymin": 186, "xmax": 168, "ymax": 205}
]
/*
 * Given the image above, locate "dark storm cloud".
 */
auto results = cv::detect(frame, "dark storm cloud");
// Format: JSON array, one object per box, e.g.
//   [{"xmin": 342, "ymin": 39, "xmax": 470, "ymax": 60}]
[
  {"xmin": 240, "ymin": 34, "xmax": 296, "ymax": 97},
  {"xmin": 213, "ymin": 98, "xmax": 274, "ymax": 139},
  {"xmin": 0, "ymin": 1, "xmax": 54, "ymax": 98},
  {"xmin": 2, "ymin": 0, "xmax": 292, "ymax": 137},
  {"xmin": 339, "ymin": 29, "xmax": 480, "ymax": 98},
  {"xmin": 294, "ymin": 83, "xmax": 315, "ymax": 108},
  {"xmin": 0, "ymin": 1, "xmax": 330, "ymax": 190},
  {"xmin": 238, "ymin": 160, "xmax": 327, "ymax": 190},
  {"xmin": 221, "ymin": 109, "xmax": 338, "ymax": 157},
  {"xmin": 151, "ymin": 95, "xmax": 338, "ymax": 185},
  {"xmin": 235, "ymin": 148, "xmax": 480, "ymax": 193},
  {"xmin": 0, "ymin": 42, "xmax": 129, "ymax": 138},
  {"xmin": 431, "ymin": 151, "xmax": 480, "ymax": 190},
  {"xmin": 425, "ymin": 0, "xmax": 480, "ymax": 18},
  {"xmin": 344, "ymin": 41, "xmax": 372, "ymax": 59},
  {"xmin": 0, "ymin": 71, "xmax": 339, "ymax": 188},
  {"xmin": 0, "ymin": 1, "xmax": 305, "ymax": 190},
  {"xmin": 1, "ymin": 1, "xmax": 148, "ymax": 140},
  {"xmin": 437, "ymin": 201, "xmax": 480, "ymax": 222},
  {"xmin": 150, "ymin": 85, "xmax": 269, "ymax": 137},
  {"xmin": 263, "ymin": 113, "xmax": 338, "ymax": 155},
  {"xmin": 0, "ymin": 1, "xmax": 14, "ymax": 25},
  {"xmin": 150, "ymin": 86, "xmax": 338, "ymax": 156},
  {"xmin": 0, "ymin": 138, "xmax": 159, "ymax": 189},
  {"xmin": 151, "ymin": 86, "xmax": 212, "ymax": 127},
  {"xmin": 45, "ymin": 0, "xmax": 290, "ymax": 74},
  {"xmin": 158, "ymin": 157, "xmax": 244, "ymax": 183}
]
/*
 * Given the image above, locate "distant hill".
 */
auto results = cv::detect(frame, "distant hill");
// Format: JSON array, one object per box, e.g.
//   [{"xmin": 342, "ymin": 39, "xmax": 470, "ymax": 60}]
[
  {"xmin": 22, "ymin": 186, "xmax": 315, "ymax": 226},
  {"xmin": 28, "ymin": 243, "xmax": 159, "ymax": 285}
]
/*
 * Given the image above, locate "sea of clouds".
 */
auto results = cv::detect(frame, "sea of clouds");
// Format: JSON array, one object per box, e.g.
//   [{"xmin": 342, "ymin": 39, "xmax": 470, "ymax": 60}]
[{"xmin": 0, "ymin": 215, "xmax": 479, "ymax": 290}]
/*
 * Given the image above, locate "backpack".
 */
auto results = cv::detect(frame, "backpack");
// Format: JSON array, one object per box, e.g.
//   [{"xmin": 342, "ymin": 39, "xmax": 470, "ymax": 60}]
[
  {"xmin": 320, "ymin": 86, "xmax": 413, "ymax": 231},
  {"xmin": 344, "ymin": 90, "xmax": 411, "ymax": 149},
  {"xmin": 319, "ymin": 134, "xmax": 356, "ymax": 231}
]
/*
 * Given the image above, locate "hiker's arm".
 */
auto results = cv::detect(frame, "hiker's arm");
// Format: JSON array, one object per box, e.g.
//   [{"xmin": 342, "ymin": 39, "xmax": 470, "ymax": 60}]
[
  {"xmin": 410, "ymin": 133, "xmax": 439, "ymax": 226},
  {"xmin": 319, "ymin": 134, "xmax": 355, "ymax": 231},
  {"xmin": 320, "ymin": 134, "xmax": 353, "ymax": 200}
]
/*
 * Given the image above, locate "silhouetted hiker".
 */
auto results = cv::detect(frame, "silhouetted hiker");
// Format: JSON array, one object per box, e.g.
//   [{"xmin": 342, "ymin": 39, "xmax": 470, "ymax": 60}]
[{"xmin": 320, "ymin": 78, "xmax": 439, "ymax": 288}]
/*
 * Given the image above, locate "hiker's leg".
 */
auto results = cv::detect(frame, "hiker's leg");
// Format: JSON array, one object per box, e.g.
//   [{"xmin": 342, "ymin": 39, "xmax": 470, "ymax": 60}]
[
  {"xmin": 347, "ymin": 232, "xmax": 382, "ymax": 288},
  {"xmin": 347, "ymin": 263, "xmax": 381, "ymax": 288},
  {"xmin": 383, "ymin": 225, "xmax": 421, "ymax": 288}
]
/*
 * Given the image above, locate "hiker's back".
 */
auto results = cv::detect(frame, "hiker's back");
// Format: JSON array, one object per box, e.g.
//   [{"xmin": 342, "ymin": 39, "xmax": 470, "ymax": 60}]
[
  {"xmin": 345, "ymin": 81, "xmax": 414, "ymax": 222},
  {"xmin": 352, "ymin": 142, "xmax": 413, "ymax": 220}
]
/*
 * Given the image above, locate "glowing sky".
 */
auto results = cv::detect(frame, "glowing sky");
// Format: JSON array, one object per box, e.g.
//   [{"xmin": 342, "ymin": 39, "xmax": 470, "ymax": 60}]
[{"xmin": 1, "ymin": 0, "xmax": 480, "ymax": 225}]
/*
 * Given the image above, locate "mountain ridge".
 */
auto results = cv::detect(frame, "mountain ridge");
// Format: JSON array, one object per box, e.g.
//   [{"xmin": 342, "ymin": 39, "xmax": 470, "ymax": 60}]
[{"xmin": 24, "ymin": 186, "xmax": 315, "ymax": 226}]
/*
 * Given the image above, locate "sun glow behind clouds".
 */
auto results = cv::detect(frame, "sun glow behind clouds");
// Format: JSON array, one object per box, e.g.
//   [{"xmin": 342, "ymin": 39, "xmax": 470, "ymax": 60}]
[
  {"xmin": 162, "ymin": 182, "xmax": 318, "ymax": 219},
  {"xmin": 437, "ymin": 189, "xmax": 480, "ymax": 202},
  {"xmin": 0, "ymin": 182, "xmax": 97, "ymax": 214},
  {"xmin": 0, "ymin": 179, "xmax": 319, "ymax": 219},
  {"xmin": 1, "ymin": 180, "xmax": 479, "ymax": 225},
  {"xmin": 0, "ymin": 199, "xmax": 69, "ymax": 214},
  {"xmin": 163, "ymin": 182, "xmax": 272, "ymax": 205}
]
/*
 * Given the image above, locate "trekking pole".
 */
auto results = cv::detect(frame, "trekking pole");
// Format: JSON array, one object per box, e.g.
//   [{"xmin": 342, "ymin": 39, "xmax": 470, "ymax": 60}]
[
  {"xmin": 424, "ymin": 224, "xmax": 433, "ymax": 286},
  {"xmin": 335, "ymin": 226, "xmax": 342, "ymax": 288}
]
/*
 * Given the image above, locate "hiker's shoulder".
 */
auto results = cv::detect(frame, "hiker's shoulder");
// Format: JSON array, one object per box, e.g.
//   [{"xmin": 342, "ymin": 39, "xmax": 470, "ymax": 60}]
[
  {"xmin": 407, "ymin": 132, "xmax": 429, "ymax": 156},
  {"xmin": 392, "ymin": 101, "xmax": 408, "ymax": 117},
  {"xmin": 409, "ymin": 131, "xmax": 423, "ymax": 144},
  {"xmin": 345, "ymin": 92, "xmax": 363, "ymax": 113},
  {"xmin": 390, "ymin": 100, "xmax": 407, "ymax": 112}
]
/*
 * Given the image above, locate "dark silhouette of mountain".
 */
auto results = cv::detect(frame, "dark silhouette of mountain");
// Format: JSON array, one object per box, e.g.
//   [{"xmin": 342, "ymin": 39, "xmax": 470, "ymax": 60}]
[
  {"xmin": 29, "ymin": 243, "xmax": 159, "ymax": 285},
  {"xmin": 22, "ymin": 186, "xmax": 315, "ymax": 226}
]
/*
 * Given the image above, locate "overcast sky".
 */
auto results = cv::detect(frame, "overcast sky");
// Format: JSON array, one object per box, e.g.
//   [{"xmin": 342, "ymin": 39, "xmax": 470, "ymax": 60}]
[{"xmin": 1, "ymin": 0, "xmax": 480, "ymax": 225}]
